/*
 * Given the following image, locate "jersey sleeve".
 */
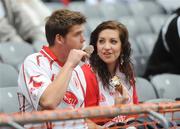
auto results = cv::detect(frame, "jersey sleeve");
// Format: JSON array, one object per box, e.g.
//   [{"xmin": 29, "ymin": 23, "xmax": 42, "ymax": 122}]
[{"xmin": 18, "ymin": 56, "xmax": 51, "ymax": 110}]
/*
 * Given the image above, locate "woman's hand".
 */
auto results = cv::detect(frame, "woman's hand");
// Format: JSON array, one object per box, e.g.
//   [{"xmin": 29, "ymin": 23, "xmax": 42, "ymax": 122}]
[
  {"xmin": 115, "ymin": 85, "xmax": 130, "ymax": 105},
  {"xmin": 85, "ymin": 119, "xmax": 108, "ymax": 129}
]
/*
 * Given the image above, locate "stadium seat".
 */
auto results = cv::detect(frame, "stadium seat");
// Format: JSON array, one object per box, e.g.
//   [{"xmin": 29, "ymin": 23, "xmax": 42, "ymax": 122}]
[
  {"xmin": 150, "ymin": 73, "xmax": 180, "ymax": 100},
  {"xmin": 128, "ymin": 1, "xmax": 164, "ymax": 17},
  {"xmin": 132, "ymin": 54, "xmax": 149, "ymax": 77},
  {"xmin": 135, "ymin": 77, "xmax": 157, "ymax": 102},
  {"xmin": 129, "ymin": 38, "xmax": 141, "ymax": 55},
  {"xmin": 0, "ymin": 87, "xmax": 19, "ymax": 113},
  {"xmin": 0, "ymin": 42, "xmax": 34, "ymax": 69},
  {"xmin": 118, "ymin": 16, "xmax": 152, "ymax": 38},
  {"xmin": 135, "ymin": 33, "xmax": 157, "ymax": 55},
  {"xmin": 33, "ymin": 41, "xmax": 48, "ymax": 52},
  {"xmin": 67, "ymin": 1, "xmax": 85, "ymax": 13},
  {"xmin": 45, "ymin": 2, "xmax": 64, "ymax": 11},
  {"xmin": 156, "ymin": 0, "xmax": 180, "ymax": 14},
  {"xmin": 87, "ymin": 18, "xmax": 105, "ymax": 32},
  {"xmin": 149, "ymin": 14, "xmax": 169, "ymax": 34},
  {"xmin": 99, "ymin": 3, "xmax": 131, "ymax": 19},
  {"xmin": 0, "ymin": 63, "xmax": 18, "ymax": 87},
  {"xmin": 84, "ymin": 4, "xmax": 103, "ymax": 18},
  {"xmin": 145, "ymin": 98, "xmax": 175, "ymax": 103}
]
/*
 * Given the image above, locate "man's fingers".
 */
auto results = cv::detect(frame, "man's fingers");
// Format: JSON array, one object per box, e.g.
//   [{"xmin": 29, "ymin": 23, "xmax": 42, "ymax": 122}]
[
  {"xmin": 81, "ymin": 51, "xmax": 90, "ymax": 62},
  {"xmin": 82, "ymin": 45, "xmax": 94, "ymax": 55}
]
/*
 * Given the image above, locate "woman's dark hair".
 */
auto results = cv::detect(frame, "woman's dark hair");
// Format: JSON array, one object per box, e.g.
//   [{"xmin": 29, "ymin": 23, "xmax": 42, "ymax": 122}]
[{"xmin": 89, "ymin": 20, "xmax": 134, "ymax": 89}]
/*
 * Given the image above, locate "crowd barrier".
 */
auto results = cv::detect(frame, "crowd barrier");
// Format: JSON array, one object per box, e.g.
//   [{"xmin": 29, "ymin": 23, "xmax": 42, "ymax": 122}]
[{"xmin": 0, "ymin": 101, "xmax": 180, "ymax": 129}]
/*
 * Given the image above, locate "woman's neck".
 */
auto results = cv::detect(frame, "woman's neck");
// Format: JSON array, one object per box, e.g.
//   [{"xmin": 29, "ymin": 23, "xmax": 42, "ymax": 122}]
[{"xmin": 107, "ymin": 62, "xmax": 117, "ymax": 77}]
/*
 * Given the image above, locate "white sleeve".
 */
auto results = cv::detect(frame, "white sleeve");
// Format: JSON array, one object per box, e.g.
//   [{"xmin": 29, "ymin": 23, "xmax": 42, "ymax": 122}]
[{"xmin": 18, "ymin": 57, "xmax": 51, "ymax": 110}]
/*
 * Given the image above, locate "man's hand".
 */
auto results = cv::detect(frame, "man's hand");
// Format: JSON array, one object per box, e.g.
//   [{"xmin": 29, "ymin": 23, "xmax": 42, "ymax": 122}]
[{"xmin": 66, "ymin": 49, "xmax": 88, "ymax": 68}]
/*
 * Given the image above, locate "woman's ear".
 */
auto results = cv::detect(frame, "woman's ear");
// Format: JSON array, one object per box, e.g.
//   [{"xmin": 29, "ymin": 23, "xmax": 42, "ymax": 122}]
[{"xmin": 55, "ymin": 34, "xmax": 64, "ymax": 45}]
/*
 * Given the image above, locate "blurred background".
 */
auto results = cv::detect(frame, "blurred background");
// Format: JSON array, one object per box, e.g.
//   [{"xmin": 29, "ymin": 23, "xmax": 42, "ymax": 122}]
[{"xmin": 0, "ymin": 0, "xmax": 180, "ymax": 115}]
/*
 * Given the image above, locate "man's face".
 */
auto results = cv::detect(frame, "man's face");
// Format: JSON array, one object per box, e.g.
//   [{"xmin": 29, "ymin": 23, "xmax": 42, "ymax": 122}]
[{"xmin": 63, "ymin": 24, "xmax": 85, "ymax": 52}]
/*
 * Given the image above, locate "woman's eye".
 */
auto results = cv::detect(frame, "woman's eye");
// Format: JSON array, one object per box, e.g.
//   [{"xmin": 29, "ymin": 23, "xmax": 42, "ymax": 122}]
[
  {"xmin": 98, "ymin": 40, "xmax": 104, "ymax": 44},
  {"xmin": 111, "ymin": 40, "xmax": 117, "ymax": 44}
]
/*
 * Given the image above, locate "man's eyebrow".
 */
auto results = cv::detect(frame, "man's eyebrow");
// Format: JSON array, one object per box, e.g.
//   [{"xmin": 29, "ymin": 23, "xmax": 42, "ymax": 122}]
[{"xmin": 75, "ymin": 30, "xmax": 83, "ymax": 34}]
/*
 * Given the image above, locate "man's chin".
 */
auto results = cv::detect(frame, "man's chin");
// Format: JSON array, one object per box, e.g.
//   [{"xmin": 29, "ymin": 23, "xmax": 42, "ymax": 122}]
[
  {"xmin": 78, "ymin": 45, "xmax": 84, "ymax": 50},
  {"xmin": 75, "ymin": 47, "xmax": 82, "ymax": 50}
]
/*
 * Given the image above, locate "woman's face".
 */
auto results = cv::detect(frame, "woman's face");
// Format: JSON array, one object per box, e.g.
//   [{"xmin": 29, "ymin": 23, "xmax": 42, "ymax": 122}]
[{"xmin": 97, "ymin": 29, "xmax": 122, "ymax": 66}]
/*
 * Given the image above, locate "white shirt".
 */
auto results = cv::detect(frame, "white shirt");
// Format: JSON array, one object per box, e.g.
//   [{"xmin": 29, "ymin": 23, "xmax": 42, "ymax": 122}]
[
  {"xmin": 98, "ymin": 70, "xmax": 133, "ymax": 106},
  {"xmin": 97, "ymin": 69, "xmax": 134, "ymax": 127},
  {"xmin": 18, "ymin": 46, "xmax": 87, "ymax": 129}
]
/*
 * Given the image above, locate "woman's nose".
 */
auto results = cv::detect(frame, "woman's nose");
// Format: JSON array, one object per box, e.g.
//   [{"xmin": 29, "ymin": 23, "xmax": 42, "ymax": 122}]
[{"xmin": 103, "ymin": 42, "xmax": 111, "ymax": 49}]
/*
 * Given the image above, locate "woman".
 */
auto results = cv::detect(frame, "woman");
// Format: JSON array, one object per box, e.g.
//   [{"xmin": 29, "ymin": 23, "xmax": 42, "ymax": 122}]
[{"xmin": 82, "ymin": 20, "xmax": 138, "ymax": 126}]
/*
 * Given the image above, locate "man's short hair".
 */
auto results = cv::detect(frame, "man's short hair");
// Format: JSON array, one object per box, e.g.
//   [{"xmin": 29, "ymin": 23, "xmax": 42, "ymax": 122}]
[{"xmin": 45, "ymin": 9, "xmax": 86, "ymax": 46}]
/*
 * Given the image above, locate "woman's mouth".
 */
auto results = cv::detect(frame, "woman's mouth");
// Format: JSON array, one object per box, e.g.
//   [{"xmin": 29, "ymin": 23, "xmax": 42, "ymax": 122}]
[
  {"xmin": 103, "ymin": 52, "xmax": 112, "ymax": 58},
  {"xmin": 103, "ymin": 52, "xmax": 112, "ymax": 55}
]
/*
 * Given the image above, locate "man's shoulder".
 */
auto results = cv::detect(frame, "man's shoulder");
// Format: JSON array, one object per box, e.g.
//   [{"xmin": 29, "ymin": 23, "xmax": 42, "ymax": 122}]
[
  {"xmin": 24, "ymin": 52, "xmax": 41, "ymax": 62},
  {"xmin": 23, "ymin": 52, "xmax": 47, "ymax": 67}
]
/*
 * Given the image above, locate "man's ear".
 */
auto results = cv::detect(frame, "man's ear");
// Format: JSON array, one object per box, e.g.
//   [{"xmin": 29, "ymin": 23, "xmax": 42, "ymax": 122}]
[{"xmin": 55, "ymin": 34, "xmax": 65, "ymax": 45}]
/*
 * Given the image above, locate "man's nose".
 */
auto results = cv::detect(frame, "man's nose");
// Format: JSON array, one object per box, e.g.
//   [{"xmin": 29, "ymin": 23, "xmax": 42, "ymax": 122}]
[{"xmin": 80, "ymin": 34, "xmax": 85, "ymax": 43}]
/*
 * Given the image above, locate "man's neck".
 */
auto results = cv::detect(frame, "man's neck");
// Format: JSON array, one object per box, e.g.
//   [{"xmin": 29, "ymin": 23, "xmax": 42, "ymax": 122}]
[{"xmin": 49, "ymin": 45, "xmax": 68, "ymax": 64}]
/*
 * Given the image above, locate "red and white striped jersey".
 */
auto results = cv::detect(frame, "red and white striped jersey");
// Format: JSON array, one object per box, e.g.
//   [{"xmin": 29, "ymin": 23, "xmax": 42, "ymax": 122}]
[{"xmin": 17, "ymin": 46, "xmax": 87, "ymax": 129}]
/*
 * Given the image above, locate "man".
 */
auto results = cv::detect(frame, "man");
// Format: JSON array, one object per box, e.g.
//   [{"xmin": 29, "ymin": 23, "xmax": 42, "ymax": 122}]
[
  {"xmin": 18, "ymin": 9, "xmax": 89, "ymax": 128},
  {"xmin": 144, "ymin": 8, "xmax": 180, "ymax": 79},
  {"xmin": 0, "ymin": 0, "xmax": 45, "ymax": 44}
]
